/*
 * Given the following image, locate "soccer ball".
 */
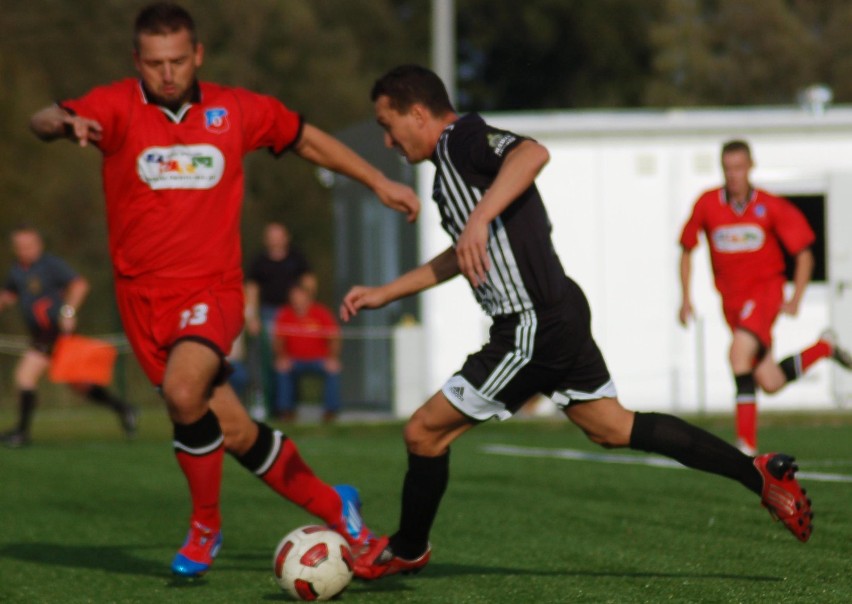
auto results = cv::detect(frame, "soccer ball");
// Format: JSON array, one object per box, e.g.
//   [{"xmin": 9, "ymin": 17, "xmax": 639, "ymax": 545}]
[{"xmin": 273, "ymin": 525, "xmax": 354, "ymax": 601}]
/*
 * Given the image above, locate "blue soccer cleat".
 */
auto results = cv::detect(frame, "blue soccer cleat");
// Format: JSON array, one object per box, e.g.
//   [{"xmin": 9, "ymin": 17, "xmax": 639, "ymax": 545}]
[
  {"xmin": 330, "ymin": 484, "xmax": 376, "ymax": 557},
  {"xmin": 171, "ymin": 521, "xmax": 223, "ymax": 577}
]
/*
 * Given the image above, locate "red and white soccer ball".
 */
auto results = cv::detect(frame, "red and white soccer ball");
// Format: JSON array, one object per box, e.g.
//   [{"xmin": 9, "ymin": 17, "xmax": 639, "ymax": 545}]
[{"xmin": 273, "ymin": 525, "xmax": 354, "ymax": 601}]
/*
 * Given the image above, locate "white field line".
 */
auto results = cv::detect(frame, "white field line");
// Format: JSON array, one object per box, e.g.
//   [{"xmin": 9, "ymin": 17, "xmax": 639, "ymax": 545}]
[{"xmin": 481, "ymin": 444, "xmax": 852, "ymax": 484}]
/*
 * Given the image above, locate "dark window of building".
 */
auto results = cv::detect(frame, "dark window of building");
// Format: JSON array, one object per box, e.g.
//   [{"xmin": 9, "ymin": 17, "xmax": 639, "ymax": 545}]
[{"xmin": 783, "ymin": 194, "xmax": 826, "ymax": 283}]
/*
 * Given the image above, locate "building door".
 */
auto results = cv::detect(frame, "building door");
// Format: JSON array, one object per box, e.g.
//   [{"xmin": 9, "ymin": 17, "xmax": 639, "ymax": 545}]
[{"xmin": 828, "ymin": 173, "xmax": 852, "ymax": 406}]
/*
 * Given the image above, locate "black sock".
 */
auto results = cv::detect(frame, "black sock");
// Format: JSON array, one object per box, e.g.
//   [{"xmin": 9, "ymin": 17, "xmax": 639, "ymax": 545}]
[
  {"xmin": 173, "ymin": 410, "xmax": 223, "ymax": 451},
  {"xmin": 87, "ymin": 385, "xmax": 131, "ymax": 413},
  {"xmin": 17, "ymin": 390, "xmax": 36, "ymax": 434},
  {"xmin": 630, "ymin": 412, "xmax": 762, "ymax": 495},
  {"xmin": 390, "ymin": 450, "xmax": 450, "ymax": 559},
  {"xmin": 232, "ymin": 421, "xmax": 283, "ymax": 475},
  {"xmin": 778, "ymin": 356, "xmax": 799, "ymax": 383},
  {"xmin": 734, "ymin": 373, "xmax": 757, "ymax": 400}
]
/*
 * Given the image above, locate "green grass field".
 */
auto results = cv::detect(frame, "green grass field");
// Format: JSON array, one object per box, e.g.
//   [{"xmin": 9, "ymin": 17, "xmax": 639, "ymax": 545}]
[{"xmin": 1, "ymin": 406, "xmax": 851, "ymax": 603}]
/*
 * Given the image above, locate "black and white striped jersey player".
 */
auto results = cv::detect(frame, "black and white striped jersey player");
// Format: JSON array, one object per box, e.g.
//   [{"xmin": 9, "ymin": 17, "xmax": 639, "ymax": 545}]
[{"xmin": 341, "ymin": 65, "xmax": 813, "ymax": 579}]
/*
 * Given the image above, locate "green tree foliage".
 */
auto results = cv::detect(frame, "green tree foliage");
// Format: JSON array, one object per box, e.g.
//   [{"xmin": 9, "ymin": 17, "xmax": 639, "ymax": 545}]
[
  {"xmin": 647, "ymin": 0, "xmax": 816, "ymax": 106},
  {"xmin": 456, "ymin": 0, "xmax": 852, "ymax": 110},
  {"xmin": 457, "ymin": 0, "xmax": 664, "ymax": 110}
]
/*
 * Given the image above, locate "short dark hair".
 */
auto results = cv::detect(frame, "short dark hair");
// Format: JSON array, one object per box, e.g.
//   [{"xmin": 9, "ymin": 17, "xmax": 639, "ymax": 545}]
[
  {"xmin": 9, "ymin": 223, "xmax": 41, "ymax": 241},
  {"xmin": 371, "ymin": 65, "xmax": 454, "ymax": 115},
  {"xmin": 134, "ymin": 2, "xmax": 197, "ymax": 50},
  {"xmin": 721, "ymin": 139, "xmax": 752, "ymax": 160}
]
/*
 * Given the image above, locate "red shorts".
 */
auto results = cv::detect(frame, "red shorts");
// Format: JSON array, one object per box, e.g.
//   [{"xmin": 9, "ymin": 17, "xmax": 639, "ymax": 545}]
[
  {"xmin": 115, "ymin": 270, "xmax": 244, "ymax": 385},
  {"xmin": 721, "ymin": 288, "xmax": 783, "ymax": 349}
]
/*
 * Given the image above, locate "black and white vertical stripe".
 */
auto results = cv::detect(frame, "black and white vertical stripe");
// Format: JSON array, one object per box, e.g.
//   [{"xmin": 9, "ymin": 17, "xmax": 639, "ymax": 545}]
[
  {"xmin": 479, "ymin": 309, "xmax": 537, "ymax": 398},
  {"xmin": 433, "ymin": 126, "xmax": 534, "ymax": 317}
]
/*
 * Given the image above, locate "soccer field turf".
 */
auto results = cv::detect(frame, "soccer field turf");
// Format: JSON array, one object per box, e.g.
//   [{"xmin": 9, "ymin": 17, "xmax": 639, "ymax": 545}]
[{"xmin": 1, "ymin": 408, "xmax": 850, "ymax": 603}]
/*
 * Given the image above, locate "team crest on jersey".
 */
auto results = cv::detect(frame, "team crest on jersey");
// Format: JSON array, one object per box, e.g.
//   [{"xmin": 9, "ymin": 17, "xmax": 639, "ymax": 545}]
[
  {"xmin": 754, "ymin": 204, "xmax": 766, "ymax": 218},
  {"xmin": 204, "ymin": 107, "xmax": 230, "ymax": 133},
  {"xmin": 711, "ymin": 224, "xmax": 765, "ymax": 253},
  {"xmin": 487, "ymin": 132, "xmax": 516, "ymax": 157},
  {"xmin": 138, "ymin": 144, "xmax": 225, "ymax": 190}
]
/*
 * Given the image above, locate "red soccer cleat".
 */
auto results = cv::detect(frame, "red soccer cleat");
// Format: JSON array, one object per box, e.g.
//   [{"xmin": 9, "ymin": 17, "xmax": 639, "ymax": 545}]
[
  {"xmin": 353, "ymin": 536, "xmax": 431, "ymax": 580},
  {"xmin": 754, "ymin": 453, "xmax": 813, "ymax": 542},
  {"xmin": 171, "ymin": 520, "xmax": 223, "ymax": 577}
]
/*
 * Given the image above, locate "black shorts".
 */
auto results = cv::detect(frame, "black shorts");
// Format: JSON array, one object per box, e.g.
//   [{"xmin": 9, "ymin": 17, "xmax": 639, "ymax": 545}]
[
  {"xmin": 29, "ymin": 325, "xmax": 59, "ymax": 355},
  {"xmin": 442, "ymin": 278, "xmax": 616, "ymax": 421}
]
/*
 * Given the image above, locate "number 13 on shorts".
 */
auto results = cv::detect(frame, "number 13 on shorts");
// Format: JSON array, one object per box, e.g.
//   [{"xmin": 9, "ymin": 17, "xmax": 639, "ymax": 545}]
[{"xmin": 180, "ymin": 303, "xmax": 209, "ymax": 329}]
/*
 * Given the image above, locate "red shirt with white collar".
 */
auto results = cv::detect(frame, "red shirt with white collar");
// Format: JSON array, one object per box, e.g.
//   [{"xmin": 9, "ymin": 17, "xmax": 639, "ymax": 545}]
[
  {"xmin": 679, "ymin": 187, "xmax": 815, "ymax": 301},
  {"xmin": 60, "ymin": 78, "xmax": 302, "ymax": 280}
]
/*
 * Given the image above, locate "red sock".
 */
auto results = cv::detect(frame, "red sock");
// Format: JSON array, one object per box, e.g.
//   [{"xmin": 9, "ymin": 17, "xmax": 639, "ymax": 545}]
[
  {"xmin": 801, "ymin": 340, "xmax": 832, "ymax": 373},
  {"xmin": 261, "ymin": 437, "xmax": 342, "ymax": 524},
  {"xmin": 173, "ymin": 410, "xmax": 224, "ymax": 531},
  {"xmin": 175, "ymin": 445, "xmax": 224, "ymax": 530},
  {"xmin": 736, "ymin": 402, "xmax": 757, "ymax": 450}
]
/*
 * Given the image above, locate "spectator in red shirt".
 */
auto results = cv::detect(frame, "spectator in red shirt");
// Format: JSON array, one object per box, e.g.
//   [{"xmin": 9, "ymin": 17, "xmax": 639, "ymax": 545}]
[
  {"xmin": 273, "ymin": 274, "xmax": 341, "ymax": 423},
  {"xmin": 679, "ymin": 139, "xmax": 852, "ymax": 454}
]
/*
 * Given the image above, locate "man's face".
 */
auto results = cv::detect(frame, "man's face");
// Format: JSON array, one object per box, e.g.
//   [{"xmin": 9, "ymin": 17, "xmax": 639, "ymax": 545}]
[
  {"xmin": 721, "ymin": 149, "xmax": 752, "ymax": 199},
  {"xmin": 264, "ymin": 224, "xmax": 289, "ymax": 251},
  {"xmin": 374, "ymin": 95, "xmax": 429, "ymax": 164},
  {"xmin": 134, "ymin": 28, "xmax": 203, "ymax": 108},
  {"xmin": 11, "ymin": 231, "xmax": 43, "ymax": 266}
]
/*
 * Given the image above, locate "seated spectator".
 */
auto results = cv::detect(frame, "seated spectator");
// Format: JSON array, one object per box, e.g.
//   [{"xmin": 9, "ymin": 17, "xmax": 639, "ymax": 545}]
[{"xmin": 272, "ymin": 277, "xmax": 341, "ymax": 423}]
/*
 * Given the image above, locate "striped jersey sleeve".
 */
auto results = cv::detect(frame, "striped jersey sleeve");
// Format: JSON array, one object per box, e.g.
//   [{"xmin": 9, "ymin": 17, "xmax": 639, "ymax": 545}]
[{"xmin": 431, "ymin": 113, "xmax": 569, "ymax": 316}]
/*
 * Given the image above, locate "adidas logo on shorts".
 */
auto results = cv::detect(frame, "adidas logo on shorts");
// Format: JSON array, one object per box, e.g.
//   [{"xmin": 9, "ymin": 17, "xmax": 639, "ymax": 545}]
[{"xmin": 449, "ymin": 386, "xmax": 465, "ymax": 401}]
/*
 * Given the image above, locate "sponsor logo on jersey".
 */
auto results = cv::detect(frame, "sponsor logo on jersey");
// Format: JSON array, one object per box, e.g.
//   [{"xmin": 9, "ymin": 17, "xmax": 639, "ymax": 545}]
[
  {"xmin": 204, "ymin": 108, "xmax": 230, "ymax": 133},
  {"xmin": 137, "ymin": 145, "xmax": 225, "ymax": 190},
  {"xmin": 711, "ymin": 224, "xmax": 765, "ymax": 253},
  {"xmin": 449, "ymin": 386, "xmax": 465, "ymax": 401},
  {"xmin": 487, "ymin": 132, "xmax": 517, "ymax": 157}
]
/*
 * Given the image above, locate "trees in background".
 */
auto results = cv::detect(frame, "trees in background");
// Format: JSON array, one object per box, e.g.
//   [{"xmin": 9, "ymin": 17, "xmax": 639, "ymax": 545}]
[
  {"xmin": 1, "ymin": 0, "xmax": 851, "ymax": 335},
  {"xmin": 457, "ymin": 0, "xmax": 852, "ymax": 110}
]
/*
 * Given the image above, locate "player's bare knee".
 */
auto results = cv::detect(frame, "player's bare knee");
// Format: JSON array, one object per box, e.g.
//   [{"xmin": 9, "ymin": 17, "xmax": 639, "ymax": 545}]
[
  {"xmin": 162, "ymin": 381, "xmax": 207, "ymax": 422},
  {"xmin": 758, "ymin": 379, "xmax": 781, "ymax": 394},
  {"xmin": 403, "ymin": 415, "xmax": 443, "ymax": 456},
  {"xmin": 585, "ymin": 427, "xmax": 630, "ymax": 449}
]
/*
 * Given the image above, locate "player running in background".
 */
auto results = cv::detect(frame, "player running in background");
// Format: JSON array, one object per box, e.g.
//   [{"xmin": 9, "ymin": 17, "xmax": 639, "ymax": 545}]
[
  {"xmin": 679, "ymin": 140, "xmax": 852, "ymax": 455},
  {"xmin": 0, "ymin": 225, "xmax": 138, "ymax": 448},
  {"xmin": 341, "ymin": 65, "xmax": 813, "ymax": 580},
  {"xmin": 29, "ymin": 2, "xmax": 418, "ymax": 577}
]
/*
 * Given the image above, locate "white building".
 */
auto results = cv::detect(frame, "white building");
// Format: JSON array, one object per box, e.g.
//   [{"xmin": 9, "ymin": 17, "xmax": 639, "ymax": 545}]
[{"xmin": 407, "ymin": 104, "xmax": 852, "ymax": 417}]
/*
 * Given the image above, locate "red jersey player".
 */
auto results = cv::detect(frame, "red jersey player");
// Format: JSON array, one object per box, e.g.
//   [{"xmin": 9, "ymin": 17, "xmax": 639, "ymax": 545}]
[
  {"xmin": 28, "ymin": 2, "xmax": 419, "ymax": 578},
  {"xmin": 679, "ymin": 139, "xmax": 851, "ymax": 455}
]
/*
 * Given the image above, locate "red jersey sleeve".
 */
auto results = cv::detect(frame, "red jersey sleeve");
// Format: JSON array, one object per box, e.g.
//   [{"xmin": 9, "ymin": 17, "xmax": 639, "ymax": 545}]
[
  {"xmin": 234, "ymin": 88, "xmax": 303, "ymax": 155},
  {"xmin": 59, "ymin": 79, "xmax": 134, "ymax": 156},
  {"xmin": 770, "ymin": 196, "xmax": 815, "ymax": 255},
  {"xmin": 679, "ymin": 194, "xmax": 708, "ymax": 250}
]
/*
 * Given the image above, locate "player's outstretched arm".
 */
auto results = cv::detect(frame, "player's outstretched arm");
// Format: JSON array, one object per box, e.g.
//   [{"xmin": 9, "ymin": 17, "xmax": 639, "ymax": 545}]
[
  {"xmin": 456, "ymin": 140, "xmax": 549, "ymax": 286},
  {"xmin": 678, "ymin": 248, "xmax": 694, "ymax": 326},
  {"xmin": 30, "ymin": 104, "xmax": 103, "ymax": 147},
  {"xmin": 58, "ymin": 276, "xmax": 90, "ymax": 334},
  {"xmin": 340, "ymin": 247, "xmax": 459, "ymax": 322},
  {"xmin": 295, "ymin": 124, "xmax": 420, "ymax": 222},
  {"xmin": 782, "ymin": 247, "xmax": 814, "ymax": 316},
  {"xmin": 0, "ymin": 290, "xmax": 18, "ymax": 314}
]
